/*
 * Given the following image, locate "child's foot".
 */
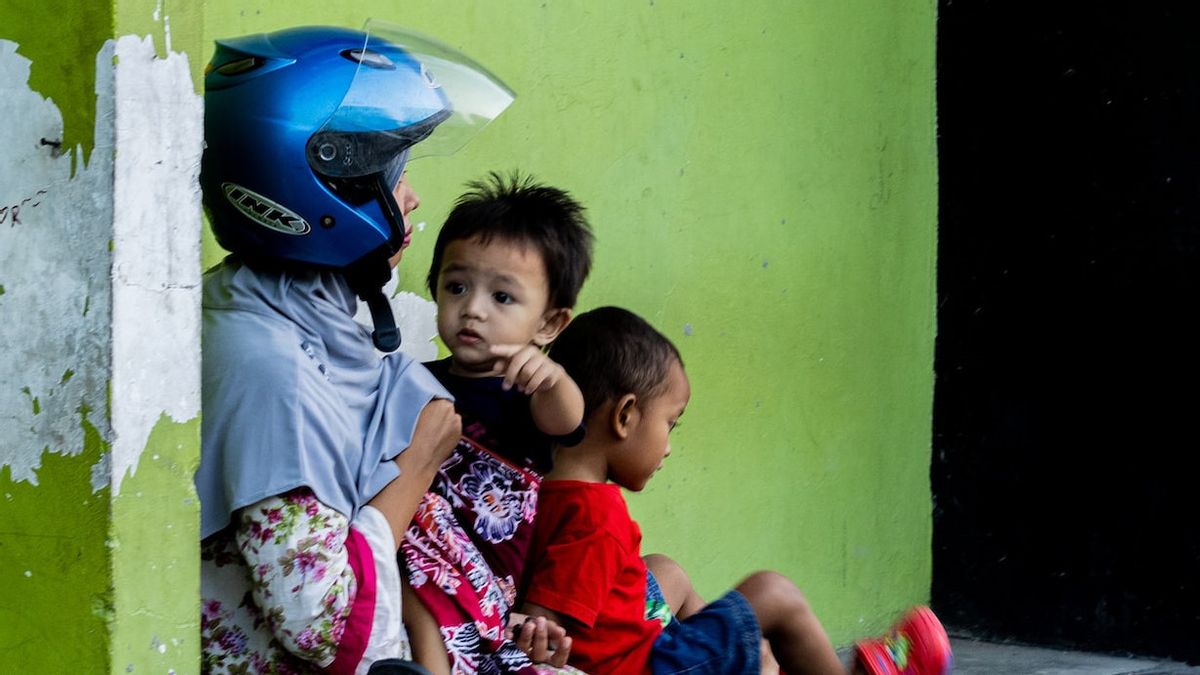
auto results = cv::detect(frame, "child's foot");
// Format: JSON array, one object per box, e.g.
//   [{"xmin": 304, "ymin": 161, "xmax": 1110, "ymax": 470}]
[{"xmin": 855, "ymin": 606, "xmax": 952, "ymax": 675}]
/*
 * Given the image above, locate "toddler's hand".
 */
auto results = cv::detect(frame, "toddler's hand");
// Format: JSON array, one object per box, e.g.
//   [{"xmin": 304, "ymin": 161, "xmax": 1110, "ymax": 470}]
[
  {"xmin": 507, "ymin": 614, "xmax": 572, "ymax": 668},
  {"xmin": 489, "ymin": 344, "xmax": 566, "ymax": 395}
]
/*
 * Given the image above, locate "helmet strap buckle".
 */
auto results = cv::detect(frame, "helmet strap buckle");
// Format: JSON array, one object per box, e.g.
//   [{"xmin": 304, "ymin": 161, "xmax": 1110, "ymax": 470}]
[{"xmin": 346, "ymin": 255, "xmax": 402, "ymax": 353}]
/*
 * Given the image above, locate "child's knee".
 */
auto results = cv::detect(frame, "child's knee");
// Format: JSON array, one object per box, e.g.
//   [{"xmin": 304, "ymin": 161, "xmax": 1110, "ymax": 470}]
[
  {"xmin": 643, "ymin": 553, "xmax": 683, "ymax": 578},
  {"xmin": 738, "ymin": 571, "xmax": 812, "ymax": 617},
  {"xmin": 644, "ymin": 553, "xmax": 698, "ymax": 613},
  {"xmin": 741, "ymin": 570, "xmax": 798, "ymax": 595},
  {"xmin": 645, "ymin": 553, "xmax": 695, "ymax": 592}
]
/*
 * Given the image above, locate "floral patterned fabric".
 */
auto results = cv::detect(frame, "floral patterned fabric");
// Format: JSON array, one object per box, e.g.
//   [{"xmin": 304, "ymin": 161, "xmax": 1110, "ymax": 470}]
[
  {"xmin": 403, "ymin": 438, "xmax": 580, "ymax": 675},
  {"xmin": 201, "ymin": 488, "xmax": 405, "ymax": 674}
]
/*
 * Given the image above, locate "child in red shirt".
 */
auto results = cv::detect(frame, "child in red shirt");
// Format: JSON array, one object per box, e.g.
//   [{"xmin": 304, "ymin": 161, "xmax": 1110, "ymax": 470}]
[{"xmin": 521, "ymin": 306, "xmax": 954, "ymax": 675}]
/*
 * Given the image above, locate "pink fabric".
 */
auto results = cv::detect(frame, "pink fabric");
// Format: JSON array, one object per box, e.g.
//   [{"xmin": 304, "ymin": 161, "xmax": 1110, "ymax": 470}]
[
  {"xmin": 402, "ymin": 437, "xmax": 542, "ymax": 674},
  {"xmin": 329, "ymin": 526, "xmax": 377, "ymax": 675}
]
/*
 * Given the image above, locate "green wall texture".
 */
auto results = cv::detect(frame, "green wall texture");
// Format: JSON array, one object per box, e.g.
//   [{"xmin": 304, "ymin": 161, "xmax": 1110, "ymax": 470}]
[
  {"xmin": 1, "ymin": 2, "xmax": 202, "ymax": 672},
  {"xmin": 198, "ymin": 0, "xmax": 938, "ymax": 644},
  {"xmin": 0, "ymin": 0, "xmax": 113, "ymax": 168},
  {"xmin": 0, "ymin": 417, "xmax": 112, "ymax": 671},
  {"xmin": 1, "ymin": 0, "xmax": 935, "ymax": 668},
  {"xmin": 0, "ymin": 5, "xmax": 115, "ymax": 671},
  {"xmin": 111, "ymin": 5, "xmax": 205, "ymax": 673}
]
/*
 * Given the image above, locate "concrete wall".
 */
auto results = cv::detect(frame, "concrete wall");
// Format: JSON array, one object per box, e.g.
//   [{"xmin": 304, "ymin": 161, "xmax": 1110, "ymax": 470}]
[
  {"xmin": 0, "ymin": 2, "xmax": 202, "ymax": 672},
  {"xmin": 199, "ymin": 0, "xmax": 939, "ymax": 643},
  {"xmin": 0, "ymin": 0, "xmax": 936, "ymax": 668}
]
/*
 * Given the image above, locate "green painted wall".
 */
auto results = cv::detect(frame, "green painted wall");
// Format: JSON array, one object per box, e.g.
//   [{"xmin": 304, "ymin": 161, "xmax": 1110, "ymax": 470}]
[
  {"xmin": 0, "ymin": 5, "xmax": 115, "ymax": 671},
  {"xmin": 2, "ymin": 0, "xmax": 936, "ymax": 666},
  {"xmin": 111, "ymin": 417, "xmax": 201, "ymax": 673},
  {"xmin": 112, "ymin": 4, "xmax": 204, "ymax": 673},
  {"xmin": 0, "ymin": 0, "xmax": 112, "ymax": 168},
  {"xmin": 2, "ymin": 3, "xmax": 202, "ymax": 672},
  {"xmin": 0, "ymin": 416, "xmax": 111, "ymax": 672},
  {"xmin": 197, "ymin": 0, "xmax": 938, "ymax": 645}
]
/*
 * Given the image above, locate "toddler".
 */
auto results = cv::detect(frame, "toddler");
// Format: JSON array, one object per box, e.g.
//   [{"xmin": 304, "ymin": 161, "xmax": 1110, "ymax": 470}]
[{"xmin": 401, "ymin": 172, "xmax": 594, "ymax": 675}]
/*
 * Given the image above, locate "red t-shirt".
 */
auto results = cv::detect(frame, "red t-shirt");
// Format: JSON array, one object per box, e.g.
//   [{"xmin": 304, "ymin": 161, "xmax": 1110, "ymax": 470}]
[{"xmin": 523, "ymin": 480, "xmax": 663, "ymax": 675}]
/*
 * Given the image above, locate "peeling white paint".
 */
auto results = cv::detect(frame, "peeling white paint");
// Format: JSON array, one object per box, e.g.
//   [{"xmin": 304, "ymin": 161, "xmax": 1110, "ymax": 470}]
[
  {"xmin": 152, "ymin": 2, "xmax": 173, "ymax": 53},
  {"xmin": 0, "ymin": 36, "xmax": 201, "ymax": 492},
  {"xmin": 90, "ymin": 451, "xmax": 111, "ymax": 492},
  {"xmin": 0, "ymin": 40, "xmax": 115, "ymax": 483},
  {"xmin": 110, "ymin": 35, "xmax": 201, "ymax": 493}
]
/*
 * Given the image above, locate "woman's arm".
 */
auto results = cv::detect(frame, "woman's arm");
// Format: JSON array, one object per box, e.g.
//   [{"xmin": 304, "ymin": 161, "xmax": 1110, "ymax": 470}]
[
  {"xmin": 232, "ymin": 490, "xmax": 371, "ymax": 670},
  {"xmin": 366, "ymin": 398, "xmax": 461, "ymax": 549}
]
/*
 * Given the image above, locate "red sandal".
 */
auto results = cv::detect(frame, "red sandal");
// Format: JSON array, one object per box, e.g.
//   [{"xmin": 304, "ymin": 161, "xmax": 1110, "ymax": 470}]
[{"xmin": 855, "ymin": 606, "xmax": 952, "ymax": 675}]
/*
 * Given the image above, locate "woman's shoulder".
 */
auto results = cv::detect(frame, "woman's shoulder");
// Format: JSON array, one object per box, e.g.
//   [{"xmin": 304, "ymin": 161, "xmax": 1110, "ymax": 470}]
[{"xmin": 205, "ymin": 311, "xmax": 306, "ymax": 381}]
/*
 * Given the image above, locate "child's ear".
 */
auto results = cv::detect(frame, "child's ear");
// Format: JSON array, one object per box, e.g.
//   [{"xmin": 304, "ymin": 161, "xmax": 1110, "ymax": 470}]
[
  {"xmin": 533, "ymin": 308, "xmax": 572, "ymax": 347},
  {"xmin": 611, "ymin": 393, "xmax": 638, "ymax": 440}
]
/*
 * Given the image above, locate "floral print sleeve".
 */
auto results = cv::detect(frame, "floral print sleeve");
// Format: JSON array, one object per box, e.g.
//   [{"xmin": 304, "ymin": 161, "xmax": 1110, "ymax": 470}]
[
  {"xmin": 202, "ymin": 488, "xmax": 406, "ymax": 674},
  {"xmin": 235, "ymin": 489, "xmax": 356, "ymax": 666}
]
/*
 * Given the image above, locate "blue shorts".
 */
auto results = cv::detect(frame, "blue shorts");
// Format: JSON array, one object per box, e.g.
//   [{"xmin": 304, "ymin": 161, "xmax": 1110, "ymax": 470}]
[{"xmin": 647, "ymin": 574, "xmax": 762, "ymax": 675}]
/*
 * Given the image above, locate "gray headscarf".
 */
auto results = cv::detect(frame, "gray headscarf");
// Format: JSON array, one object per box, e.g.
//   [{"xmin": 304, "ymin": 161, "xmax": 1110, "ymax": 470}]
[{"xmin": 196, "ymin": 256, "xmax": 449, "ymax": 539}]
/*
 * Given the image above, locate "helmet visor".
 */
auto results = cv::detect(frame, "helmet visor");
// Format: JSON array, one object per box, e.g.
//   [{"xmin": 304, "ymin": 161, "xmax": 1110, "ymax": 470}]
[{"xmin": 309, "ymin": 20, "xmax": 515, "ymax": 181}]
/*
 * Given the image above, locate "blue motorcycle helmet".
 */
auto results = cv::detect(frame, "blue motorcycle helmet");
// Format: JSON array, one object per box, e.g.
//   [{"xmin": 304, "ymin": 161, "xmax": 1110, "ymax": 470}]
[{"xmin": 201, "ymin": 21, "xmax": 514, "ymax": 350}]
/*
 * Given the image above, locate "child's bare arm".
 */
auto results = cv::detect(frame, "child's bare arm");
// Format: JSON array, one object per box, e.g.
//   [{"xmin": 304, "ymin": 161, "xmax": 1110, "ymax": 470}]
[
  {"xmin": 489, "ymin": 344, "xmax": 585, "ymax": 437},
  {"xmin": 528, "ymin": 369, "xmax": 584, "ymax": 437},
  {"xmin": 402, "ymin": 580, "xmax": 451, "ymax": 674}
]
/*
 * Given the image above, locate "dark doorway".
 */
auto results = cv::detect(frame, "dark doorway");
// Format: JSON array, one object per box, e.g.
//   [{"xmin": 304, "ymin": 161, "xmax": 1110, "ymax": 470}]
[{"xmin": 932, "ymin": 2, "xmax": 1199, "ymax": 663}]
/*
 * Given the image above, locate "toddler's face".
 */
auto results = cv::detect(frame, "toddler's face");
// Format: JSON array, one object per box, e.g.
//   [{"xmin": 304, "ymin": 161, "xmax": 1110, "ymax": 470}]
[
  {"xmin": 609, "ymin": 359, "xmax": 690, "ymax": 492},
  {"xmin": 434, "ymin": 235, "xmax": 556, "ymax": 375}
]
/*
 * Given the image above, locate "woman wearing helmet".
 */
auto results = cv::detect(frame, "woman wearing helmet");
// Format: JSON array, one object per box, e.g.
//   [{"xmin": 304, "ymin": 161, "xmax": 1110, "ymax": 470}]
[{"xmin": 195, "ymin": 24, "xmax": 513, "ymax": 673}]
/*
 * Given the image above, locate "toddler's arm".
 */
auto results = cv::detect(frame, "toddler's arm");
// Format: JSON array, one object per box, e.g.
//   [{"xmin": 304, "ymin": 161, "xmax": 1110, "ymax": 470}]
[{"xmin": 489, "ymin": 344, "xmax": 584, "ymax": 437}]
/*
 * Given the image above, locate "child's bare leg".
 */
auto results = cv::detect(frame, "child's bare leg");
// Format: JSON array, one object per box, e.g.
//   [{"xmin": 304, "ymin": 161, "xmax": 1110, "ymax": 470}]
[
  {"xmin": 402, "ymin": 579, "xmax": 451, "ymax": 675},
  {"xmin": 760, "ymin": 641, "xmax": 782, "ymax": 675},
  {"xmin": 648, "ymin": 555, "xmax": 782, "ymax": 675},
  {"xmin": 736, "ymin": 571, "xmax": 850, "ymax": 675},
  {"xmin": 643, "ymin": 553, "xmax": 706, "ymax": 618}
]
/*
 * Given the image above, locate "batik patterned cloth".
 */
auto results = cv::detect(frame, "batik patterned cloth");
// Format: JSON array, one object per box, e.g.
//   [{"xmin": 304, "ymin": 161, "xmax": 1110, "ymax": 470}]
[{"xmin": 402, "ymin": 438, "xmax": 582, "ymax": 675}]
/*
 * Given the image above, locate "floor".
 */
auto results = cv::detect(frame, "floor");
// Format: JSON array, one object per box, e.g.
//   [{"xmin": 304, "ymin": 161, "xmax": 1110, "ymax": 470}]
[{"xmin": 947, "ymin": 638, "xmax": 1200, "ymax": 675}]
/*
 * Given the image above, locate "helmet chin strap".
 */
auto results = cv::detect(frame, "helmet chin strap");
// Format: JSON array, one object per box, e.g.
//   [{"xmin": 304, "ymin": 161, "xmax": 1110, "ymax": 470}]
[
  {"xmin": 346, "ymin": 255, "xmax": 401, "ymax": 352},
  {"xmin": 364, "ymin": 287, "xmax": 401, "ymax": 352},
  {"xmin": 344, "ymin": 172, "xmax": 410, "ymax": 353}
]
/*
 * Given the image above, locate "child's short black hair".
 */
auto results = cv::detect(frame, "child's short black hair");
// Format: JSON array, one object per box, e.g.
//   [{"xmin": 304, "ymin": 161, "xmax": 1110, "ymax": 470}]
[
  {"xmin": 427, "ymin": 171, "xmax": 594, "ymax": 309},
  {"xmin": 550, "ymin": 306, "xmax": 683, "ymax": 417}
]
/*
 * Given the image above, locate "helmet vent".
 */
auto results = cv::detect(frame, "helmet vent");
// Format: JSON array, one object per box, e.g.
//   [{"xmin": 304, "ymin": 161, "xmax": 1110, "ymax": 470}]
[
  {"xmin": 214, "ymin": 57, "xmax": 264, "ymax": 76},
  {"xmin": 342, "ymin": 49, "xmax": 396, "ymax": 70}
]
